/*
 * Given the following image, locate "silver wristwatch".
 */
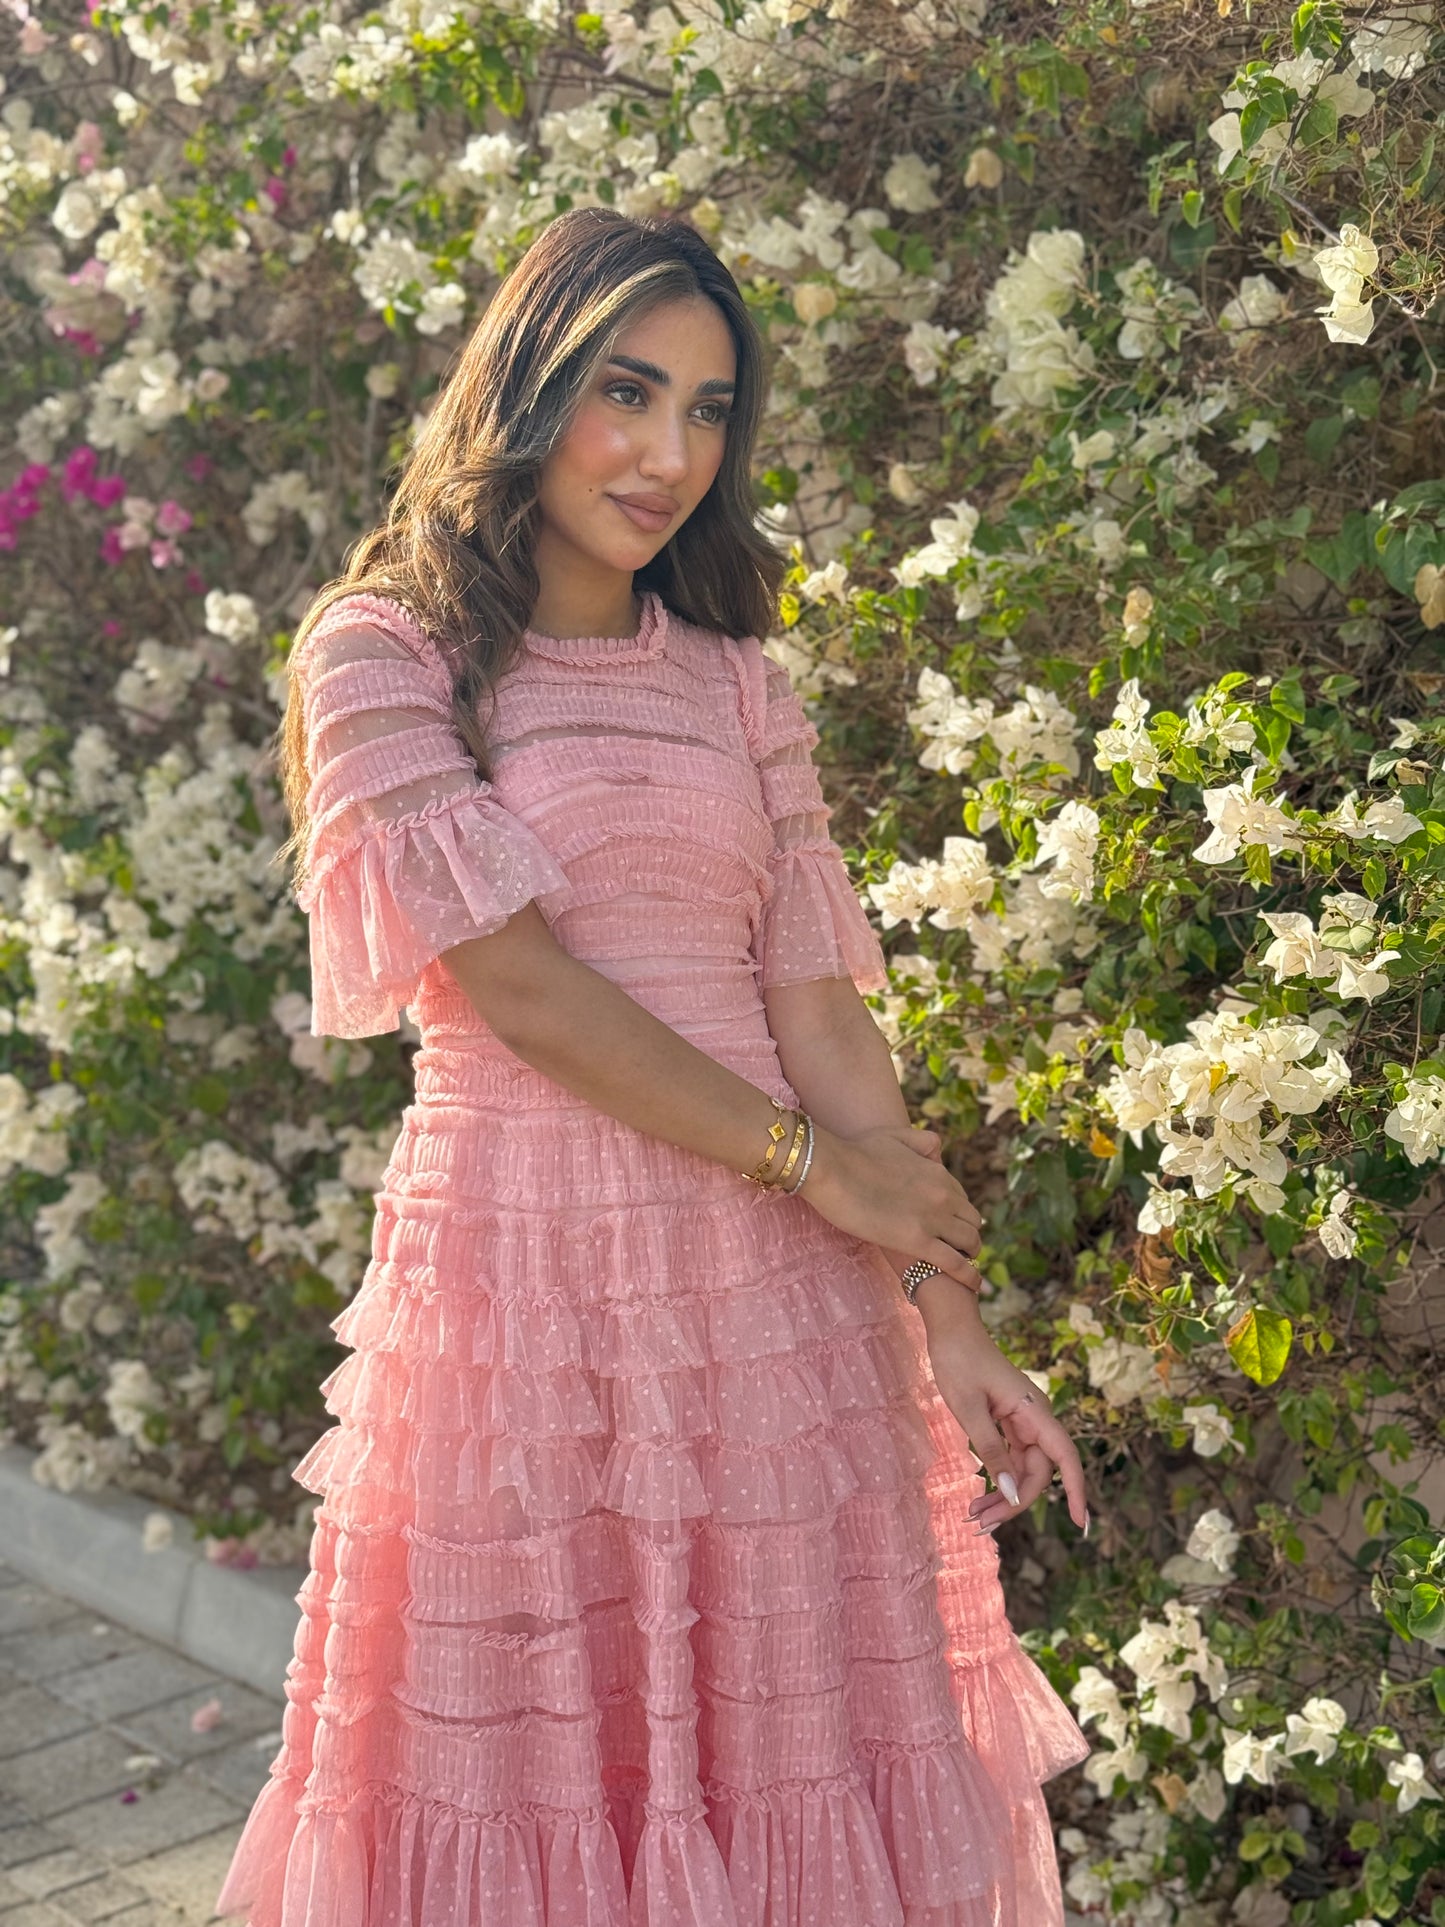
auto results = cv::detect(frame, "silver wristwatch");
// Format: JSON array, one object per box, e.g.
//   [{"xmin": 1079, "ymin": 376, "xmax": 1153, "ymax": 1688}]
[{"xmin": 899, "ymin": 1260, "xmax": 941, "ymax": 1306}]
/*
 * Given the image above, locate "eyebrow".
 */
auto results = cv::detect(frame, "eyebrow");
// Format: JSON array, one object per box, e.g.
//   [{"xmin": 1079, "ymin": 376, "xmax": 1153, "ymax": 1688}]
[{"xmin": 607, "ymin": 354, "xmax": 736, "ymax": 398}]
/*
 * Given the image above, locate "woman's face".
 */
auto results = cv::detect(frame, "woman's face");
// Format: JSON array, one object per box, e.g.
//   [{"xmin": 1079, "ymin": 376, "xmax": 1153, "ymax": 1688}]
[{"xmin": 534, "ymin": 295, "xmax": 737, "ymax": 580}]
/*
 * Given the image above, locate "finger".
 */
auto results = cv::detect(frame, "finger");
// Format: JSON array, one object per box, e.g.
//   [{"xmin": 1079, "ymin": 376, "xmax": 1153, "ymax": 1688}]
[
  {"xmin": 922, "ymin": 1239, "xmax": 983, "ymax": 1293},
  {"xmin": 971, "ymin": 1449, "xmax": 1051, "ymax": 1531},
  {"xmin": 954, "ymin": 1398, "xmax": 1021, "ymax": 1511},
  {"xmin": 907, "ymin": 1127, "xmax": 942, "ymax": 1158},
  {"xmin": 948, "ymin": 1217, "xmax": 982, "ymax": 1258},
  {"xmin": 1030, "ymin": 1412, "xmax": 1089, "ymax": 1532}
]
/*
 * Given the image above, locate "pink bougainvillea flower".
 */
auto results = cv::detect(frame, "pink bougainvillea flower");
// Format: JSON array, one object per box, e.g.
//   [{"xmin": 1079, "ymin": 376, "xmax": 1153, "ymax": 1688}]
[
  {"xmin": 190, "ymin": 1696, "xmax": 225, "ymax": 1733},
  {"xmin": 90, "ymin": 472, "xmax": 126, "ymax": 509},
  {"xmin": 154, "ymin": 498, "xmax": 192, "ymax": 537},
  {"xmin": 102, "ymin": 618, "xmax": 123, "ymax": 637},
  {"xmin": 150, "ymin": 537, "xmax": 183, "ymax": 569},
  {"xmin": 282, "ymin": 145, "xmax": 297, "ymax": 168},
  {"xmin": 119, "ymin": 1788, "xmax": 139, "ymax": 1804},
  {"xmin": 74, "ymin": 120, "xmax": 104, "ymax": 172},
  {"xmin": 262, "ymin": 177, "xmax": 287, "ymax": 209},
  {"xmin": 61, "ymin": 445, "xmax": 98, "ymax": 500},
  {"xmin": 184, "ymin": 453, "xmax": 213, "ymax": 482},
  {"xmin": 99, "ymin": 525, "xmax": 127, "ymax": 566},
  {"xmin": 184, "ymin": 568, "xmax": 207, "ymax": 596}
]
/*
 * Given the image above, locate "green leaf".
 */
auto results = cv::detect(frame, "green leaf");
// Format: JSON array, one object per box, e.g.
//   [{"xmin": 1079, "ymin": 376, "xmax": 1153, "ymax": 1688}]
[
  {"xmin": 1227, "ymin": 1307, "xmax": 1294, "ymax": 1386},
  {"xmin": 1362, "ymin": 856, "xmax": 1387, "ymax": 898},
  {"xmin": 1304, "ymin": 415, "xmax": 1346, "ymax": 464},
  {"xmin": 1297, "ymin": 96, "xmax": 1337, "ymax": 147}
]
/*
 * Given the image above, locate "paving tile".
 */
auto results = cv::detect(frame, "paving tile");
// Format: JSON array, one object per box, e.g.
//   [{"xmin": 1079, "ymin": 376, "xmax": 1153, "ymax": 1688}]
[
  {"xmin": 0, "ymin": 1587, "xmax": 89, "ymax": 1640},
  {"xmin": 0, "ymin": 1823, "xmax": 70, "ymax": 1870},
  {"xmin": 0, "ymin": 1866, "xmax": 30, "ymax": 1902},
  {"xmin": 45, "ymin": 1652, "xmax": 220, "ymax": 1725},
  {"xmin": 0, "ymin": 1685, "xmax": 92, "ymax": 1760},
  {"xmin": 0, "ymin": 1730, "xmax": 142, "ymax": 1821},
  {"xmin": 33, "ymin": 1870, "xmax": 150, "ymax": 1921},
  {"xmin": 113, "ymin": 1682, "xmax": 281, "ymax": 1765},
  {"xmin": 0, "ymin": 1623, "xmax": 143, "ymax": 1688},
  {"xmin": 0, "ymin": 1795, "xmax": 35, "ymax": 1829},
  {"xmin": 0, "ymin": 1905, "xmax": 73, "ymax": 1926},
  {"xmin": 6, "ymin": 1844, "xmax": 108, "ymax": 1900},
  {"xmin": 43, "ymin": 1776, "xmax": 241, "ymax": 1868},
  {"xmin": 185, "ymin": 1735, "xmax": 274, "ymax": 1811},
  {"xmin": 123, "ymin": 1822, "xmax": 244, "ymax": 1919}
]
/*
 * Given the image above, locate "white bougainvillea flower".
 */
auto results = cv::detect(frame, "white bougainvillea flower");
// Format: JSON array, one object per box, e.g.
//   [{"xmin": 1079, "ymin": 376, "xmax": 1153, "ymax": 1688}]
[
  {"xmin": 1334, "ymin": 948, "xmax": 1399, "ymax": 1003},
  {"xmin": 925, "ymin": 837, "xmax": 995, "ymax": 928},
  {"xmin": 1031, "ymin": 800, "xmax": 1101, "ymax": 903},
  {"xmin": 1182, "ymin": 1402, "xmax": 1240, "ymax": 1458},
  {"xmin": 1318, "ymin": 1188, "xmax": 1358, "ymax": 1259},
  {"xmin": 1414, "ymin": 564, "xmax": 1445, "ymax": 629},
  {"xmin": 1312, "ymin": 224, "xmax": 1379, "ymax": 301},
  {"xmin": 900, "ymin": 319, "xmax": 960, "ymax": 388},
  {"xmin": 1319, "ymin": 297, "xmax": 1378, "ymax": 346},
  {"xmin": 1385, "ymin": 1752, "xmax": 1441, "ymax": 1812},
  {"xmin": 1327, "ymin": 791, "xmax": 1424, "ymax": 843},
  {"xmin": 1283, "ymin": 1696, "xmax": 1348, "ymax": 1763},
  {"xmin": 1221, "ymin": 1726, "xmax": 1285, "ymax": 1786},
  {"xmin": 1258, "ymin": 911, "xmax": 1336, "ymax": 983},
  {"xmin": 1194, "ymin": 766, "xmax": 1302, "ymax": 863},
  {"xmin": 1383, "ymin": 1073, "xmax": 1445, "ymax": 1165},
  {"xmin": 1225, "ymin": 273, "xmax": 1287, "ymax": 333},
  {"xmin": 883, "ymin": 151, "xmax": 941, "ymax": 212},
  {"xmin": 1086, "ymin": 1337, "xmax": 1159, "ymax": 1407},
  {"xmin": 1350, "ymin": 5, "xmax": 1434, "ymax": 80},
  {"xmin": 1071, "ymin": 1665, "xmax": 1132, "ymax": 1746},
  {"xmin": 1185, "ymin": 1508, "xmax": 1241, "ymax": 1576}
]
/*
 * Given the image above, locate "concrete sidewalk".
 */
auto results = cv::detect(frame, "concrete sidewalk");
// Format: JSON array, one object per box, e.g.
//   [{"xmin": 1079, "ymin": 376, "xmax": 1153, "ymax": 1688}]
[{"xmin": 0, "ymin": 1557, "xmax": 281, "ymax": 1925}]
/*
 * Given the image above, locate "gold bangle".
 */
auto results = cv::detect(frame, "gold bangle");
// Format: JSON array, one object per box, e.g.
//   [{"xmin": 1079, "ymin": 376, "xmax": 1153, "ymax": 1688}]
[{"xmin": 772, "ymin": 1112, "xmax": 808, "ymax": 1189}]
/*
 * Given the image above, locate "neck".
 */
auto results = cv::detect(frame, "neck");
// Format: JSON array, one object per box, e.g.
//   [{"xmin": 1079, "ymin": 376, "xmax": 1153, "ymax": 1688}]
[{"xmin": 529, "ymin": 527, "xmax": 640, "ymax": 639}]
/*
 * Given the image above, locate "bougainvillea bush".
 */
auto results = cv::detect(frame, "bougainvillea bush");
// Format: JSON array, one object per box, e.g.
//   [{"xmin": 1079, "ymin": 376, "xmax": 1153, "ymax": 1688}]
[{"xmin": 1, "ymin": 0, "xmax": 1442, "ymax": 1917}]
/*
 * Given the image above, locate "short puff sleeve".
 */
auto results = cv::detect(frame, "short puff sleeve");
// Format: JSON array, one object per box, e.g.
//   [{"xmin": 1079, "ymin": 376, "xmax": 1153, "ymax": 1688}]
[
  {"xmin": 291, "ymin": 592, "xmax": 571, "ymax": 1039},
  {"xmin": 740, "ymin": 639, "xmax": 888, "ymax": 996}
]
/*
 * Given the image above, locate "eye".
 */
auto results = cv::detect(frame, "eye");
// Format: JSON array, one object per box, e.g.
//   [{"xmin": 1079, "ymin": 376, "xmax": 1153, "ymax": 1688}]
[{"xmin": 601, "ymin": 379, "xmax": 728, "ymax": 425}]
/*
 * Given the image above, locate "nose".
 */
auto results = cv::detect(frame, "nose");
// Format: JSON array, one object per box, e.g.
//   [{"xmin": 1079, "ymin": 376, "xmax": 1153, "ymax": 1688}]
[{"xmin": 637, "ymin": 406, "xmax": 691, "ymax": 486}]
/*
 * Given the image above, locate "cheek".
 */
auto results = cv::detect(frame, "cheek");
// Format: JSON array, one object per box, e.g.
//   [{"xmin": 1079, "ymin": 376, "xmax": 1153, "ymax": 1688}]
[{"xmin": 556, "ymin": 402, "xmax": 632, "ymax": 491}]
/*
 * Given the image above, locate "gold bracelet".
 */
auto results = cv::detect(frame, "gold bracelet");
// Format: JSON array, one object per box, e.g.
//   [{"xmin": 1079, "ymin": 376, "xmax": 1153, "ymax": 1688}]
[
  {"xmin": 772, "ymin": 1112, "xmax": 808, "ymax": 1190},
  {"xmin": 742, "ymin": 1097, "xmax": 794, "ymax": 1185},
  {"xmin": 781, "ymin": 1113, "xmax": 815, "ymax": 1193}
]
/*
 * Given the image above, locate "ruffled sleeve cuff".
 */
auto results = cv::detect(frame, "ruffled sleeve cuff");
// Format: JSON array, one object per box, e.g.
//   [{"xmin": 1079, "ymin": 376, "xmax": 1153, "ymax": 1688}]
[
  {"xmin": 756, "ymin": 839, "xmax": 889, "ymax": 996},
  {"xmin": 297, "ymin": 787, "xmax": 572, "ymax": 1039}
]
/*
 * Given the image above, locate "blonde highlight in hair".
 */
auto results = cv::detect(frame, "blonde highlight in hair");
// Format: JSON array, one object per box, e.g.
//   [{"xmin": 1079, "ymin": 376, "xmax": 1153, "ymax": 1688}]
[{"xmin": 273, "ymin": 208, "xmax": 786, "ymax": 896}]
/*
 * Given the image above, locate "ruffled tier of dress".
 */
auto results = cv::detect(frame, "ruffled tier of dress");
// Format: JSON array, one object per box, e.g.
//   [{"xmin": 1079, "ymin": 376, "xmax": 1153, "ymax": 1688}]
[{"xmin": 215, "ymin": 1146, "xmax": 1085, "ymax": 1927}]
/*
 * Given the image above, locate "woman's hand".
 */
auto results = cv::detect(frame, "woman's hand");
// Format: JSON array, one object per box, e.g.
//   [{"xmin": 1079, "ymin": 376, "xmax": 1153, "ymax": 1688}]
[
  {"xmin": 924, "ymin": 1293, "xmax": 1089, "ymax": 1536},
  {"xmin": 802, "ymin": 1122, "xmax": 985, "ymax": 1293}
]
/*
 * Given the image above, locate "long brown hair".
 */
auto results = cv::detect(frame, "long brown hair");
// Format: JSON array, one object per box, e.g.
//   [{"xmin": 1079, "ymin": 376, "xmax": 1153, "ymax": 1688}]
[{"xmin": 274, "ymin": 207, "xmax": 786, "ymax": 893}]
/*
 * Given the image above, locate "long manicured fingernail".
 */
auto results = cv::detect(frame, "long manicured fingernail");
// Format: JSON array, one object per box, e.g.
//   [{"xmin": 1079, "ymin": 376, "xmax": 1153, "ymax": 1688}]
[
  {"xmin": 976, "ymin": 1523, "xmax": 998, "ymax": 1536},
  {"xmin": 1083, "ymin": 1510, "xmax": 1091, "ymax": 1540},
  {"xmin": 998, "ymin": 1472, "xmax": 1019, "ymax": 1507}
]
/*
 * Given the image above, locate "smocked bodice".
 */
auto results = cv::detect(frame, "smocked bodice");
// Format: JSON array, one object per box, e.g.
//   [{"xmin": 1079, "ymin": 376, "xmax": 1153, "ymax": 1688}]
[{"xmin": 290, "ymin": 588, "xmax": 887, "ymax": 1053}]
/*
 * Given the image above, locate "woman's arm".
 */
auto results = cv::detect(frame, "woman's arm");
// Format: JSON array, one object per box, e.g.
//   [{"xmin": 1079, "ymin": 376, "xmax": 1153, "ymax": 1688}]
[
  {"xmin": 763, "ymin": 976, "xmax": 985, "ymax": 1324},
  {"xmin": 439, "ymin": 905, "xmax": 984, "ymax": 1291}
]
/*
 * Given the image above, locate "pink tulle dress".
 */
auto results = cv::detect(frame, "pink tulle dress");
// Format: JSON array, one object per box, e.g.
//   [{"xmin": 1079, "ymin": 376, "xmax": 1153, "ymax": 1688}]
[{"xmin": 214, "ymin": 586, "xmax": 1087, "ymax": 1927}]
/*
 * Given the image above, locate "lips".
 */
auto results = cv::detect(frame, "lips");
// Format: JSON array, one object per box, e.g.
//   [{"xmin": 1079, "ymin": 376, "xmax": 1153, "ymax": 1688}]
[{"xmin": 609, "ymin": 494, "xmax": 676, "ymax": 532}]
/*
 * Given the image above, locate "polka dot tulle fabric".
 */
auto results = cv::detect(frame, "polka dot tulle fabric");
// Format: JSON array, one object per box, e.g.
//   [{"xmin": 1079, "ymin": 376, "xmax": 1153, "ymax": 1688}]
[{"xmin": 214, "ymin": 590, "xmax": 1087, "ymax": 1926}]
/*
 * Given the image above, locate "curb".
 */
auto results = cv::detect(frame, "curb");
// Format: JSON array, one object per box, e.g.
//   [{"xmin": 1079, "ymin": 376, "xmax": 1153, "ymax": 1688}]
[{"xmin": 0, "ymin": 1441, "xmax": 301, "ymax": 1701}]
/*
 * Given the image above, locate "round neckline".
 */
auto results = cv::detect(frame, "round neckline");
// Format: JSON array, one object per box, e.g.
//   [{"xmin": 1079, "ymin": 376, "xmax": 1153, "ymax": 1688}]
[{"xmin": 523, "ymin": 590, "xmax": 668, "ymax": 665}]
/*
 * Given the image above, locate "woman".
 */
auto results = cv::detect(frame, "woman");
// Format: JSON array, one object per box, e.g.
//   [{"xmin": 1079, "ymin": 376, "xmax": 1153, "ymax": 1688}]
[{"xmin": 215, "ymin": 206, "xmax": 1090, "ymax": 1927}]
